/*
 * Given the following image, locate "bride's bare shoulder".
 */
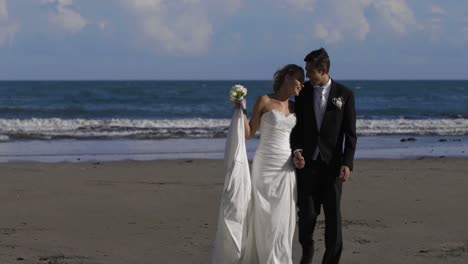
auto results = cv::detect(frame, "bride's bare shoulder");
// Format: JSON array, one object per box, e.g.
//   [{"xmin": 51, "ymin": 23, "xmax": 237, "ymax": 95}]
[
  {"xmin": 255, "ymin": 94, "xmax": 272, "ymax": 106},
  {"xmin": 257, "ymin": 94, "xmax": 272, "ymax": 102},
  {"xmin": 253, "ymin": 94, "xmax": 272, "ymax": 114}
]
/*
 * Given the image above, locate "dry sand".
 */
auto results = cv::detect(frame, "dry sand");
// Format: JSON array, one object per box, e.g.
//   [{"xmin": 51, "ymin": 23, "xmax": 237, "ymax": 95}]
[{"xmin": 1, "ymin": 158, "xmax": 467, "ymax": 263}]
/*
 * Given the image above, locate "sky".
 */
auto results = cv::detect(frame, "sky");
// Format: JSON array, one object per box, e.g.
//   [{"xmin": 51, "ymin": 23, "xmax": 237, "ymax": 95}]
[{"xmin": 0, "ymin": 0, "xmax": 467, "ymax": 80}]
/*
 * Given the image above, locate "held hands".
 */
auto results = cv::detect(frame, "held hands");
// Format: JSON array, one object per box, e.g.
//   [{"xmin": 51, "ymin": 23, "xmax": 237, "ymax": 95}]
[
  {"xmin": 293, "ymin": 151, "xmax": 305, "ymax": 169},
  {"xmin": 293, "ymin": 150, "xmax": 351, "ymax": 181},
  {"xmin": 339, "ymin": 165, "xmax": 351, "ymax": 182},
  {"xmin": 292, "ymin": 150, "xmax": 350, "ymax": 181}
]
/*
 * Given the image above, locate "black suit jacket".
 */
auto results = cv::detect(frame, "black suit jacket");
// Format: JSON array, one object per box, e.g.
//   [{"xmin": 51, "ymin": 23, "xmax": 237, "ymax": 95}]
[{"xmin": 290, "ymin": 79, "xmax": 357, "ymax": 171}]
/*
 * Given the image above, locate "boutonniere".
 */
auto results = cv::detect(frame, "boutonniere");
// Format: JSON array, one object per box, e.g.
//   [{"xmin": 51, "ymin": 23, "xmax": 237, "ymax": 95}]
[{"xmin": 332, "ymin": 97, "xmax": 344, "ymax": 110}]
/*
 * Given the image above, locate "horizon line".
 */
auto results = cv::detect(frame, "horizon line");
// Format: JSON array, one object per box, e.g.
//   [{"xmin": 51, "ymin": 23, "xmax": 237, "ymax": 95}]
[{"xmin": 1, "ymin": 78, "xmax": 468, "ymax": 82}]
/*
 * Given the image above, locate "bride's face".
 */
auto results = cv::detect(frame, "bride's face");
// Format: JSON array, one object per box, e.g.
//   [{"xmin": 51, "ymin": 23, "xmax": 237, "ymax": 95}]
[{"xmin": 286, "ymin": 72, "xmax": 305, "ymax": 96}]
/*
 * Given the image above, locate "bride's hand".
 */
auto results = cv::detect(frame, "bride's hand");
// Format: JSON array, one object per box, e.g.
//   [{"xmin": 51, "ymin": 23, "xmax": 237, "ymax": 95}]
[
  {"xmin": 293, "ymin": 152, "xmax": 305, "ymax": 169},
  {"xmin": 235, "ymin": 99, "xmax": 247, "ymax": 110}
]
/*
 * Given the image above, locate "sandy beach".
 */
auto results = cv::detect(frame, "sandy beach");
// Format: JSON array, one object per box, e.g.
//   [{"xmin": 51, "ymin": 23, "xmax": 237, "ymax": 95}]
[{"xmin": 1, "ymin": 158, "xmax": 467, "ymax": 264}]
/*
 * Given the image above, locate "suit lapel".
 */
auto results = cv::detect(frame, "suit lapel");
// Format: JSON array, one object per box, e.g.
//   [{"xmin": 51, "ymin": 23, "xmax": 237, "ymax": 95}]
[{"xmin": 305, "ymin": 82, "xmax": 318, "ymax": 134}]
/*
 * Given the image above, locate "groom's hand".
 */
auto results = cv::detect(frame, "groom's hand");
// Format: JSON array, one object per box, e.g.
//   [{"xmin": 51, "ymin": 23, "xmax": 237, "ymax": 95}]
[
  {"xmin": 293, "ymin": 152, "xmax": 305, "ymax": 169},
  {"xmin": 339, "ymin": 165, "xmax": 351, "ymax": 182}
]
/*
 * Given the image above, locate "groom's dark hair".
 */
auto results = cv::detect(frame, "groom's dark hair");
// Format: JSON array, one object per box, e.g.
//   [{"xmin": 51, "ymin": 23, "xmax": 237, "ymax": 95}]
[{"xmin": 304, "ymin": 47, "xmax": 330, "ymax": 73}]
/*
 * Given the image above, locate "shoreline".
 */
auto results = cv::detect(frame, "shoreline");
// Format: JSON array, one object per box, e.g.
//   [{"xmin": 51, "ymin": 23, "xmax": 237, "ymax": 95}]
[
  {"xmin": 1, "ymin": 135, "xmax": 467, "ymax": 163},
  {"xmin": 1, "ymin": 155, "xmax": 467, "ymax": 165}
]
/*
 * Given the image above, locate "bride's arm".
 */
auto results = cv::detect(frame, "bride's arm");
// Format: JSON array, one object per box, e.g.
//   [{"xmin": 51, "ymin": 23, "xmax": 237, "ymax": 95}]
[{"xmin": 243, "ymin": 95, "xmax": 266, "ymax": 139}]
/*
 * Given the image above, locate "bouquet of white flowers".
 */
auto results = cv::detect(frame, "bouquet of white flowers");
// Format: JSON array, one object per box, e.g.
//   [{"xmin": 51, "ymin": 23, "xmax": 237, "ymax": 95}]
[{"xmin": 229, "ymin": 84, "xmax": 247, "ymax": 105}]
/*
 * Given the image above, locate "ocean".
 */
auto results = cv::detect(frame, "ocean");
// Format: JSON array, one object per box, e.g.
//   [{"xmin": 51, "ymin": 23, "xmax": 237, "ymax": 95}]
[{"xmin": 0, "ymin": 80, "xmax": 467, "ymax": 162}]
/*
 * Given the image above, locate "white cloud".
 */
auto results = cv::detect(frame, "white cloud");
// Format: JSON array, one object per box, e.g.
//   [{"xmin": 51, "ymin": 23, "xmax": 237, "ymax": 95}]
[
  {"xmin": 0, "ymin": 0, "xmax": 6, "ymax": 18},
  {"xmin": 431, "ymin": 5, "xmax": 446, "ymax": 15},
  {"xmin": 427, "ymin": 21, "xmax": 442, "ymax": 42},
  {"xmin": 0, "ymin": 0, "xmax": 19, "ymax": 47},
  {"xmin": 372, "ymin": 0, "xmax": 420, "ymax": 35},
  {"xmin": 46, "ymin": 0, "xmax": 87, "ymax": 33},
  {"xmin": 314, "ymin": 0, "xmax": 371, "ymax": 43},
  {"xmin": 98, "ymin": 21, "xmax": 108, "ymax": 30},
  {"xmin": 208, "ymin": 0, "xmax": 243, "ymax": 15},
  {"xmin": 122, "ymin": 0, "xmax": 241, "ymax": 55},
  {"xmin": 0, "ymin": 22, "xmax": 19, "ymax": 46},
  {"xmin": 224, "ymin": 0, "xmax": 243, "ymax": 12},
  {"xmin": 314, "ymin": 24, "xmax": 341, "ymax": 43},
  {"xmin": 311, "ymin": 0, "xmax": 419, "ymax": 43},
  {"xmin": 283, "ymin": 0, "xmax": 316, "ymax": 12},
  {"xmin": 426, "ymin": 5, "xmax": 448, "ymax": 42}
]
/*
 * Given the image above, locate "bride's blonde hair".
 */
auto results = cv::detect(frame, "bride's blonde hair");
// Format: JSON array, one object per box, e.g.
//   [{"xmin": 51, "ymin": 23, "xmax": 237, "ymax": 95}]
[{"xmin": 272, "ymin": 64, "xmax": 304, "ymax": 93}]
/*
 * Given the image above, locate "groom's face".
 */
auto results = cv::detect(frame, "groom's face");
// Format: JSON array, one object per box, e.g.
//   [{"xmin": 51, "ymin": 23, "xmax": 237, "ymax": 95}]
[{"xmin": 305, "ymin": 62, "xmax": 327, "ymax": 85}]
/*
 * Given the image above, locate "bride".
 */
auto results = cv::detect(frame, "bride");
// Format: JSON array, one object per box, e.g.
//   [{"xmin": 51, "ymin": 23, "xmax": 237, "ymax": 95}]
[{"xmin": 213, "ymin": 64, "xmax": 305, "ymax": 264}]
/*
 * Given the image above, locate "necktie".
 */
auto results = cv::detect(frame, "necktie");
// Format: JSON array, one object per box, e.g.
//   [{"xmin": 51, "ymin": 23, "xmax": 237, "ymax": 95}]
[
  {"xmin": 315, "ymin": 86, "xmax": 325, "ymax": 129},
  {"xmin": 313, "ymin": 86, "xmax": 325, "ymax": 160},
  {"xmin": 320, "ymin": 89, "xmax": 326, "ymax": 112}
]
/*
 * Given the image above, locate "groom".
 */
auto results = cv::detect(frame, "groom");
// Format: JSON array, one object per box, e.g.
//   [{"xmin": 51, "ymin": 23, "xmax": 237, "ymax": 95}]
[{"xmin": 290, "ymin": 48, "xmax": 357, "ymax": 264}]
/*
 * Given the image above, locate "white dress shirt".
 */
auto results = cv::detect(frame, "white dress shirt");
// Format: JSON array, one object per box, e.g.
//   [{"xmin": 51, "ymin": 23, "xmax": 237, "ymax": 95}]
[{"xmin": 313, "ymin": 78, "xmax": 332, "ymax": 160}]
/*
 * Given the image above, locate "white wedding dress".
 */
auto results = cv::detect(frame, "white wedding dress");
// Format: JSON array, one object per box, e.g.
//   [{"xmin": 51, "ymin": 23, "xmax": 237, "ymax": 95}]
[
  {"xmin": 242, "ymin": 109, "xmax": 297, "ymax": 264},
  {"xmin": 213, "ymin": 109, "xmax": 297, "ymax": 264}
]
